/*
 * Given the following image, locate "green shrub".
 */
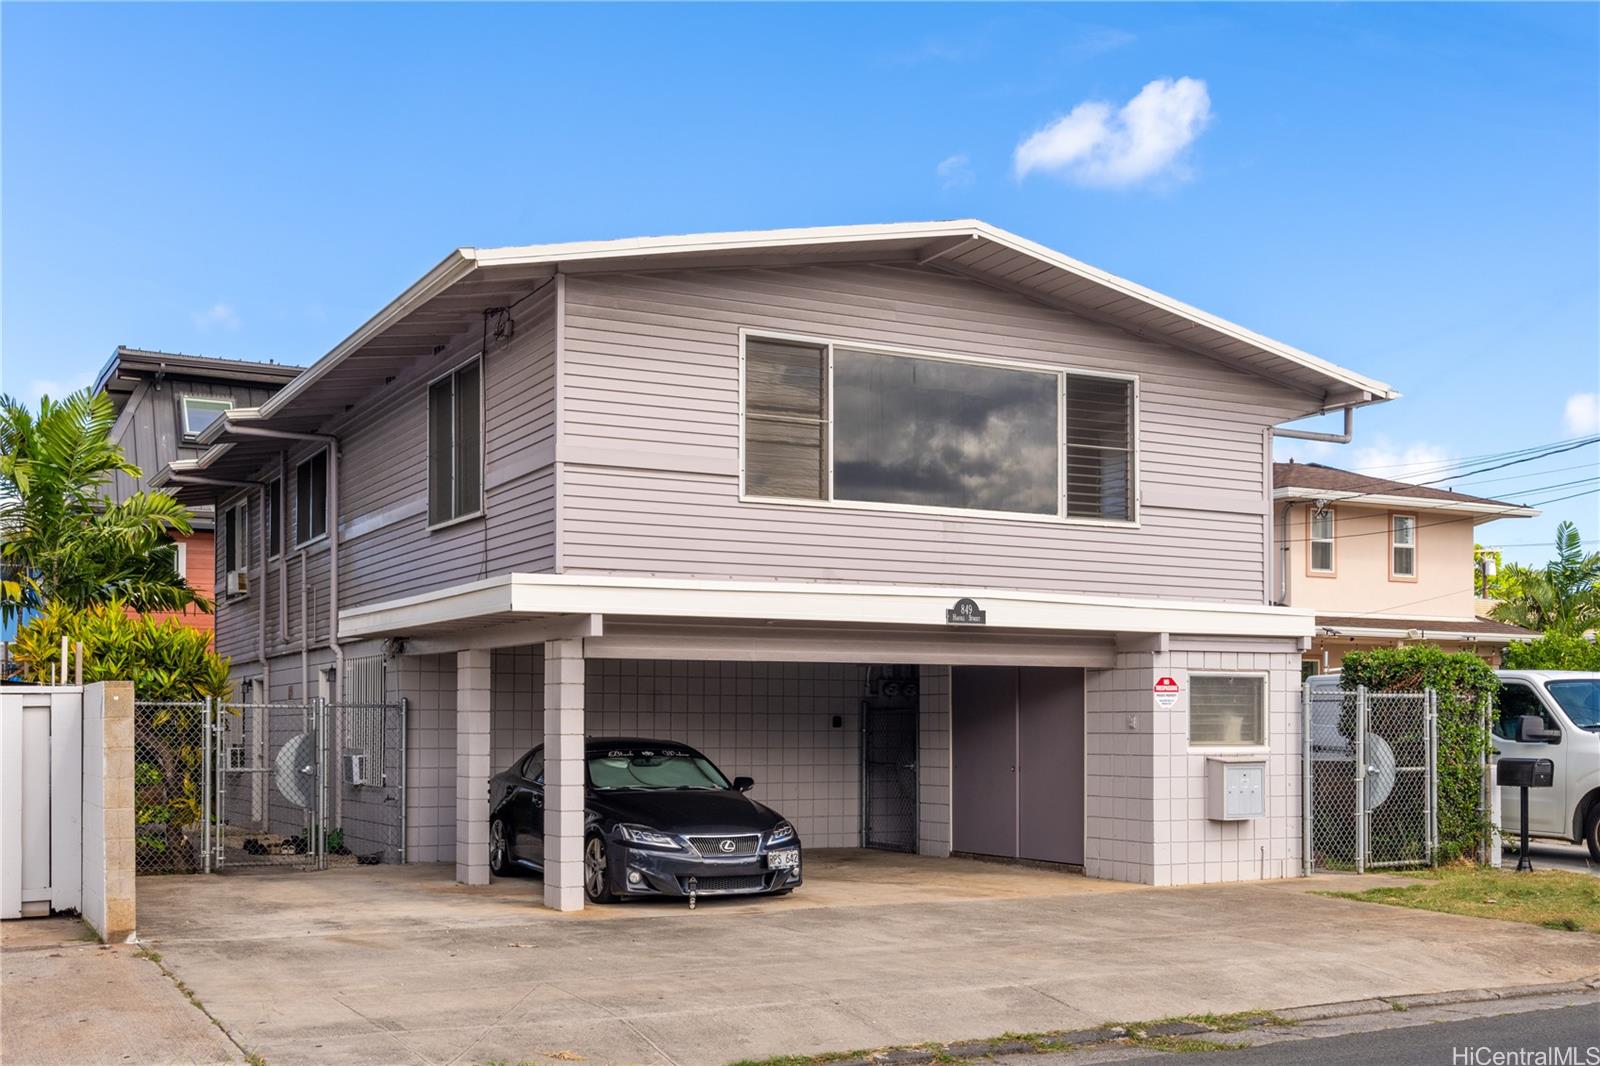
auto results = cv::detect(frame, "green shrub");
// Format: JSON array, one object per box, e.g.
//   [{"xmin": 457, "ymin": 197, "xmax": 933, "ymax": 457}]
[
  {"xmin": 1339, "ymin": 646, "xmax": 1497, "ymax": 863},
  {"xmin": 1502, "ymin": 632, "xmax": 1600, "ymax": 672}
]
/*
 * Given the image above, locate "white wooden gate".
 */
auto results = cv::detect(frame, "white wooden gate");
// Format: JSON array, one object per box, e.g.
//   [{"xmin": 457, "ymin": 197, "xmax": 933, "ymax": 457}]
[{"xmin": 1, "ymin": 686, "xmax": 82, "ymax": 918}]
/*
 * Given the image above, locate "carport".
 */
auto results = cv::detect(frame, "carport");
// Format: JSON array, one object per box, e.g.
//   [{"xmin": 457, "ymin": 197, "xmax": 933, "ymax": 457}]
[{"xmin": 341, "ymin": 573, "xmax": 1312, "ymax": 910}]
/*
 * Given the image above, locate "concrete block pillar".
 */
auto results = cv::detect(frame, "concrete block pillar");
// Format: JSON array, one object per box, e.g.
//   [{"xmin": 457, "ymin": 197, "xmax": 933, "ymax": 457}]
[
  {"xmin": 81, "ymin": 681, "xmax": 136, "ymax": 942},
  {"xmin": 543, "ymin": 639, "xmax": 586, "ymax": 912},
  {"xmin": 455, "ymin": 649, "xmax": 492, "ymax": 885}
]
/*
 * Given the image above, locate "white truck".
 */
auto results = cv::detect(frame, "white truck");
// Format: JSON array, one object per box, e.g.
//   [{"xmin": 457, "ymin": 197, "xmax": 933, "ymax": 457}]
[{"xmin": 1491, "ymin": 670, "xmax": 1600, "ymax": 861}]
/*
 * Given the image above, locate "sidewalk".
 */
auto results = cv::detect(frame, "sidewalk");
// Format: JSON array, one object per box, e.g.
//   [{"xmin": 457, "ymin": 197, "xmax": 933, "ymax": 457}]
[{"xmin": 1, "ymin": 916, "xmax": 241, "ymax": 1066}]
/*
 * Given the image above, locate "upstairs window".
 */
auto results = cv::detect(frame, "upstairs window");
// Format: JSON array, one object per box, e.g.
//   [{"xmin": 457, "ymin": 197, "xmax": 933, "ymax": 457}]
[
  {"xmin": 1391, "ymin": 513, "xmax": 1417, "ymax": 579},
  {"xmin": 1309, "ymin": 507, "xmax": 1335, "ymax": 573},
  {"xmin": 295, "ymin": 450, "xmax": 328, "ymax": 546},
  {"xmin": 265, "ymin": 478, "xmax": 282, "ymax": 559},
  {"xmin": 428, "ymin": 357, "xmax": 483, "ymax": 526},
  {"xmin": 740, "ymin": 334, "xmax": 1136, "ymax": 522},
  {"xmin": 223, "ymin": 499, "xmax": 249, "ymax": 576},
  {"xmin": 182, "ymin": 396, "xmax": 233, "ymax": 437}
]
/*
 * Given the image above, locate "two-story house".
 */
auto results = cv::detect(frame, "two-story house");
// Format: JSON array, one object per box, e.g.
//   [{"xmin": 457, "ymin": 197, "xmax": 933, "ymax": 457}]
[
  {"xmin": 1273, "ymin": 460, "xmax": 1538, "ymax": 673},
  {"xmin": 94, "ymin": 347, "xmax": 301, "ymax": 631},
  {"xmin": 155, "ymin": 220, "xmax": 1401, "ymax": 909}
]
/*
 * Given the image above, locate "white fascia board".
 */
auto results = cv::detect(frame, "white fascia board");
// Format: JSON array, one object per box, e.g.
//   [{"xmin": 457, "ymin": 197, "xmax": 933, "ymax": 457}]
[
  {"xmin": 195, "ymin": 406, "xmax": 264, "ymax": 447},
  {"xmin": 1317, "ymin": 624, "xmax": 1532, "ymax": 644},
  {"xmin": 149, "ymin": 445, "xmax": 235, "ymax": 487},
  {"xmin": 338, "ymin": 573, "xmax": 1316, "ymax": 641},
  {"xmin": 1274, "ymin": 487, "xmax": 1539, "ymax": 519}
]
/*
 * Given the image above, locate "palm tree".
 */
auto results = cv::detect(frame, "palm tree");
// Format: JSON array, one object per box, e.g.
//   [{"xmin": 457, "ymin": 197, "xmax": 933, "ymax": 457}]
[
  {"xmin": 1490, "ymin": 521, "xmax": 1600, "ymax": 635},
  {"xmin": 0, "ymin": 388, "xmax": 208, "ymax": 624}
]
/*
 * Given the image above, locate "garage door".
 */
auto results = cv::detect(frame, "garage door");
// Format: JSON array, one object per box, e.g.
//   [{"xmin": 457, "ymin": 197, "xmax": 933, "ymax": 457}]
[{"xmin": 951, "ymin": 666, "xmax": 1084, "ymax": 865}]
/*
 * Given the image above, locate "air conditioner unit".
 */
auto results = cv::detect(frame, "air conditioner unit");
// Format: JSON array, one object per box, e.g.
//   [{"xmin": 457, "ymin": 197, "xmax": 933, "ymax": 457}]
[
  {"xmin": 226, "ymin": 569, "xmax": 248, "ymax": 596},
  {"xmin": 345, "ymin": 753, "xmax": 370, "ymax": 787}
]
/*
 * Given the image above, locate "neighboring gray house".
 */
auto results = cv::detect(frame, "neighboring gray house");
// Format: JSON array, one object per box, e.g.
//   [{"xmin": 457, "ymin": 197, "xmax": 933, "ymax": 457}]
[
  {"xmin": 94, "ymin": 347, "xmax": 301, "ymax": 632},
  {"xmin": 155, "ymin": 220, "xmax": 1398, "ymax": 910}
]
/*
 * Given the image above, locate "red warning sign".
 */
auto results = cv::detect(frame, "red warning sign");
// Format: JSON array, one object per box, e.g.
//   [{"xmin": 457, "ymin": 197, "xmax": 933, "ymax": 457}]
[{"xmin": 1153, "ymin": 676, "xmax": 1181, "ymax": 708}]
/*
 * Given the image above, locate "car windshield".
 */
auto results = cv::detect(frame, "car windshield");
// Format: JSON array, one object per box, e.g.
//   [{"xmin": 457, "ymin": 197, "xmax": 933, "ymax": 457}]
[
  {"xmin": 1545, "ymin": 680, "xmax": 1600, "ymax": 730},
  {"xmin": 587, "ymin": 747, "xmax": 731, "ymax": 791}
]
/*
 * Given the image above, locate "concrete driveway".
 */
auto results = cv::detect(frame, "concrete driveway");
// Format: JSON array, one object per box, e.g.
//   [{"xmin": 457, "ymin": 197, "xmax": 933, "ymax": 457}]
[{"xmin": 135, "ymin": 851, "xmax": 1600, "ymax": 1066}]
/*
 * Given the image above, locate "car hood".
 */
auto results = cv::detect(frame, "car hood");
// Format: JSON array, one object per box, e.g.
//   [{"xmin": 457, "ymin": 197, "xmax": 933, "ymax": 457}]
[{"xmin": 590, "ymin": 788, "xmax": 786, "ymax": 835}]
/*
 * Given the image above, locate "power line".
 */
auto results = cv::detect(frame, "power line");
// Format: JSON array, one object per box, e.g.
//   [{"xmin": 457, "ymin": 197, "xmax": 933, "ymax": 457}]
[{"xmin": 1322, "ymin": 435, "xmax": 1598, "ymax": 476}]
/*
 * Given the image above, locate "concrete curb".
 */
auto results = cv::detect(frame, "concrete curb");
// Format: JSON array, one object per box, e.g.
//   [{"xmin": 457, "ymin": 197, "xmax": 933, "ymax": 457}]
[{"xmin": 832, "ymin": 975, "xmax": 1600, "ymax": 1065}]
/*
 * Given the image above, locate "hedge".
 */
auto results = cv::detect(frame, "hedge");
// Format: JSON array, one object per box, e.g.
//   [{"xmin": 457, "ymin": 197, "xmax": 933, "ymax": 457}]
[
  {"xmin": 1502, "ymin": 632, "xmax": 1600, "ymax": 671},
  {"xmin": 1339, "ymin": 646, "xmax": 1497, "ymax": 863}
]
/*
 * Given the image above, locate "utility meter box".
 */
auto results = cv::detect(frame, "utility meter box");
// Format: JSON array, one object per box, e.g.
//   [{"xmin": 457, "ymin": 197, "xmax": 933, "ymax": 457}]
[{"xmin": 1206, "ymin": 757, "xmax": 1266, "ymax": 821}]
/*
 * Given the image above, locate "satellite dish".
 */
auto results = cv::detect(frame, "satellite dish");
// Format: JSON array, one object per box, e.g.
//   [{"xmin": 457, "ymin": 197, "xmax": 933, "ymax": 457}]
[
  {"xmin": 274, "ymin": 733, "xmax": 317, "ymax": 809},
  {"xmin": 1363, "ymin": 732, "xmax": 1397, "ymax": 811}
]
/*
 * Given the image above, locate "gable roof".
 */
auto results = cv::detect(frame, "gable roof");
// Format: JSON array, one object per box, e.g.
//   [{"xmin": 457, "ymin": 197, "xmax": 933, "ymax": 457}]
[{"xmin": 1273, "ymin": 461, "xmax": 1540, "ymax": 519}]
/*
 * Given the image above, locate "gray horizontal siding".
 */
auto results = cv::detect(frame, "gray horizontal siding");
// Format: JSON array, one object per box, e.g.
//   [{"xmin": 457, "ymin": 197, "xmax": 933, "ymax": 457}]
[
  {"xmin": 559, "ymin": 264, "xmax": 1308, "ymax": 603},
  {"xmin": 110, "ymin": 378, "xmax": 280, "ymax": 506}
]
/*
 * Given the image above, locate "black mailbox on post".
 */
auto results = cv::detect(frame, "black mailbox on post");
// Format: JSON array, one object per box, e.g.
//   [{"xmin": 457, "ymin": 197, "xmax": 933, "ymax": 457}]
[
  {"xmin": 1498, "ymin": 757, "xmax": 1554, "ymax": 789},
  {"xmin": 1499, "ymin": 757, "xmax": 1556, "ymax": 871}
]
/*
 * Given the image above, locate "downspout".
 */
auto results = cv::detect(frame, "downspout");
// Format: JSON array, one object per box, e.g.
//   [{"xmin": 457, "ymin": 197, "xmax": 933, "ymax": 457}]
[
  {"xmin": 222, "ymin": 425, "xmax": 344, "ymax": 688},
  {"xmin": 1277, "ymin": 500, "xmax": 1296, "ymax": 606},
  {"xmin": 1271, "ymin": 404, "xmax": 1355, "ymax": 444}
]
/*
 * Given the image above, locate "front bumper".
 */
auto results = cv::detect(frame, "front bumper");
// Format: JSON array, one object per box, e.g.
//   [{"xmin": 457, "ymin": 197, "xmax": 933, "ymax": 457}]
[{"xmin": 609, "ymin": 839, "xmax": 803, "ymax": 897}]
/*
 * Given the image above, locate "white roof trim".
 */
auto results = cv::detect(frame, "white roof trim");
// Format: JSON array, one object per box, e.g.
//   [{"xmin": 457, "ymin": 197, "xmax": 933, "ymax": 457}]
[
  {"xmin": 1275, "ymin": 487, "xmax": 1539, "ymax": 519},
  {"xmin": 251, "ymin": 221, "xmax": 1395, "ymax": 433},
  {"xmin": 1316, "ymin": 623, "xmax": 1533, "ymax": 644},
  {"xmin": 338, "ymin": 572, "xmax": 1317, "ymax": 642}
]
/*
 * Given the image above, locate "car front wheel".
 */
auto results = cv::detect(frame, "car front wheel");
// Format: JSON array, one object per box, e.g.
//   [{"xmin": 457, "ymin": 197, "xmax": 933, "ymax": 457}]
[
  {"xmin": 584, "ymin": 833, "xmax": 616, "ymax": 903},
  {"xmin": 1584, "ymin": 805, "xmax": 1600, "ymax": 863},
  {"xmin": 489, "ymin": 818, "xmax": 511, "ymax": 877}
]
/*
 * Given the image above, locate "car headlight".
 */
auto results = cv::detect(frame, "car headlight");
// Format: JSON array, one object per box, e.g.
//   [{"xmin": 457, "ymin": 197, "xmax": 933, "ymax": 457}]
[
  {"xmin": 766, "ymin": 822, "xmax": 795, "ymax": 846},
  {"xmin": 616, "ymin": 824, "xmax": 681, "ymax": 849}
]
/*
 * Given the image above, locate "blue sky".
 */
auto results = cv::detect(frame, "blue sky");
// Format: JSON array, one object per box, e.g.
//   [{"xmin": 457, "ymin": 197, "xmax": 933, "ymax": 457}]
[{"xmin": 3, "ymin": 3, "xmax": 1596, "ymax": 566}]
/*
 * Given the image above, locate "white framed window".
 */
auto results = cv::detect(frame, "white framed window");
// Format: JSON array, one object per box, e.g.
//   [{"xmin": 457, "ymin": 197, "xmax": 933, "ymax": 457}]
[
  {"xmin": 1188, "ymin": 674, "xmax": 1267, "ymax": 749},
  {"xmin": 265, "ymin": 478, "xmax": 282, "ymax": 559},
  {"xmin": 739, "ymin": 332, "xmax": 1137, "ymax": 523},
  {"xmin": 170, "ymin": 539, "xmax": 187, "ymax": 577},
  {"xmin": 222, "ymin": 498, "xmax": 249, "ymax": 593},
  {"xmin": 1308, "ymin": 506, "xmax": 1335, "ymax": 574},
  {"xmin": 181, "ymin": 396, "xmax": 233, "ymax": 437},
  {"xmin": 1391, "ymin": 513, "xmax": 1417, "ymax": 579},
  {"xmin": 427, "ymin": 356, "xmax": 484, "ymax": 528},
  {"xmin": 295, "ymin": 451, "xmax": 328, "ymax": 547}
]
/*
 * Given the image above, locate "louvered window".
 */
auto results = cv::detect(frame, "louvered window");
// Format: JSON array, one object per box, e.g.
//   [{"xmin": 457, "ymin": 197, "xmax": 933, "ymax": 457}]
[
  {"xmin": 743, "ymin": 338, "xmax": 828, "ymax": 500},
  {"xmin": 428, "ymin": 358, "xmax": 484, "ymax": 526},
  {"xmin": 1064, "ymin": 374, "xmax": 1133, "ymax": 520}
]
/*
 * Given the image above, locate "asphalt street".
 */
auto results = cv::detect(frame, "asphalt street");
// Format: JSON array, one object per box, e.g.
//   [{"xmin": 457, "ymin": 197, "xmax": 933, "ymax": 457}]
[
  {"xmin": 1506, "ymin": 841, "xmax": 1598, "ymax": 876},
  {"xmin": 1190, "ymin": 1004, "xmax": 1600, "ymax": 1066}
]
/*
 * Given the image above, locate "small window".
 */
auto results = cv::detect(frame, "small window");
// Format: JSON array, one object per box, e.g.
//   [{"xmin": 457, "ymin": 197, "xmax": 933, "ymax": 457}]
[
  {"xmin": 428, "ymin": 358, "xmax": 484, "ymax": 525},
  {"xmin": 295, "ymin": 451, "xmax": 328, "ymax": 546},
  {"xmin": 171, "ymin": 539, "xmax": 188, "ymax": 577},
  {"xmin": 743, "ymin": 338, "xmax": 828, "ymax": 501},
  {"xmin": 1188, "ymin": 675, "xmax": 1266, "ymax": 748},
  {"xmin": 1309, "ymin": 507, "xmax": 1335, "ymax": 573},
  {"xmin": 1391, "ymin": 514, "xmax": 1417, "ymax": 578},
  {"xmin": 265, "ymin": 478, "xmax": 282, "ymax": 558},
  {"xmin": 223, "ymin": 499, "xmax": 249, "ymax": 578},
  {"xmin": 1064, "ymin": 374, "xmax": 1134, "ymax": 520},
  {"xmin": 182, "ymin": 396, "xmax": 233, "ymax": 437}
]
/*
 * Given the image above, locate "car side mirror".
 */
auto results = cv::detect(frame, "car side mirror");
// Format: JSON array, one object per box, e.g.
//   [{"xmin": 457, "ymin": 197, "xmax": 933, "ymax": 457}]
[
  {"xmin": 1519, "ymin": 715, "xmax": 1561, "ymax": 744},
  {"xmin": 732, "ymin": 776, "xmax": 755, "ymax": 792}
]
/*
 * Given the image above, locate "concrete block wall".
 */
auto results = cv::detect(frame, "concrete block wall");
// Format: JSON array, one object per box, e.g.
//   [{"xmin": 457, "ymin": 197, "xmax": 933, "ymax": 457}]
[
  {"xmin": 1084, "ymin": 649, "xmax": 1158, "ymax": 884},
  {"xmin": 80, "ymin": 682, "xmax": 135, "ymax": 942},
  {"xmin": 1158, "ymin": 639, "xmax": 1303, "ymax": 884},
  {"xmin": 917, "ymin": 666, "xmax": 952, "ymax": 857},
  {"xmin": 392, "ymin": 653, "xmax": 457, "ymax": 863},
  {"xmin": 488, "ymin": 653, "xmax": 867, "ymax": 848}
]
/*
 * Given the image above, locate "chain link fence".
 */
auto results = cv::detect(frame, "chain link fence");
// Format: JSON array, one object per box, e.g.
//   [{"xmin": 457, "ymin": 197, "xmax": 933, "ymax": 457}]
[
  {"xmin": 135, "ymin": 696, "xmax": 406, "ymax": 875},
  {"xmin": 1304, "ymin": 683, "xmax": 1438, "ymax": 873}
]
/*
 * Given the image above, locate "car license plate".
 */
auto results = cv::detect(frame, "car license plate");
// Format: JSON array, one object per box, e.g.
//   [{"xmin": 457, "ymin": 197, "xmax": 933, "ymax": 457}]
[{"xmin": 767, "ymin": 848, "xmax": 799, "ymax": 870}]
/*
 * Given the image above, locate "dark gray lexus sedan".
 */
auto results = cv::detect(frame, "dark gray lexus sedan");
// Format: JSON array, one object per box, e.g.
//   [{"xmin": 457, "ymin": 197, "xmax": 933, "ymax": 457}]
[{"xmin": 488, "ymin": 737, "xmax": 802, "ymax": 903}]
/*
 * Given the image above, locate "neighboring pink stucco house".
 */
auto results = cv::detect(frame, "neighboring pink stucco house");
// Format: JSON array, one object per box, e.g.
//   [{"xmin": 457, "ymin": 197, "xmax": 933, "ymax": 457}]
[{"xmin": 1273, "ymin": 461, "xmax": 1539, "ymax": 673}]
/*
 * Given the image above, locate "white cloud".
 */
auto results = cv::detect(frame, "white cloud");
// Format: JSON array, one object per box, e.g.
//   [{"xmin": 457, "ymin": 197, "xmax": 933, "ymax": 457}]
[
  {"xmin": 192, "ymin": 302, "xmax": 240, "ymax": 332},
  {"xmin": 936, "ymin": 153, "xmax": 974, "ymax": 189},
  {"xmin": 1563, "ymin": 392, "xmax": 1600, "ymax": 435},
  {"xmin": 1014, "ymin": 76, "xmax": 1212, "ymax": 187},
  {"xmin": 17, "ymin": 372, "xmax": 95, "ymax": 408},
  {"xmin": 1063, "ymin": 27, "xmax": 1135, "ymax": 60}
]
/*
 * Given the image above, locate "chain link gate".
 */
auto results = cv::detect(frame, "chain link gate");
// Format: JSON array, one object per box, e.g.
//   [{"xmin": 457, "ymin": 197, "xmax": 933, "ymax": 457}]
[
  {"xmin": 1304, "ymin": 684, "xmax": 1439, "ymax": 873},
  {"xmin": 134, "ymin": 697, "xmax": 406, "ymax": 874}
]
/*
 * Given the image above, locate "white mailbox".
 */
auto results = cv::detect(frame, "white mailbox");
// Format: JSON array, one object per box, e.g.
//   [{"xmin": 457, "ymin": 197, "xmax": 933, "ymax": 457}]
[{"xmin": 1206, "ymin": 757, "xmax": 1266, "ymax": 821}]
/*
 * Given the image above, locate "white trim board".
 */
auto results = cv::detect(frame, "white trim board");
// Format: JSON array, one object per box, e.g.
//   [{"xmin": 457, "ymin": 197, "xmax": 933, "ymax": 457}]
[{"xmin": 339, "ymin": 572, "xmax": 1318, "ymax": 641}]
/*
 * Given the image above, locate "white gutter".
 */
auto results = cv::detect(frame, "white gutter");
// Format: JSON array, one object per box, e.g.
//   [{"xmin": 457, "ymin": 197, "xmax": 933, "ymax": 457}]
[
  {"xmin": 1318, "ymin": 624, "xmax": 1534, "ymax": 644},
  {"xmin": 1273, "ymin": 487, "xmax": 1540, "ymax": 519}
]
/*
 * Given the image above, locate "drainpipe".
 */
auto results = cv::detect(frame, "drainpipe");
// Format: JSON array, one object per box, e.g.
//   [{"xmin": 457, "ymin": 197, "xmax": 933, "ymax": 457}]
[
  {"xmin": 221, "ymin": 425, "xmax": 344, "ymax": 688},
  {"xmin": 1271, "ymin": 405, "xmax": 1355, "ymax": 444},
  {"xmin": 1277, "ymin": 501, "xmax": 1296, "ymax": 605}
]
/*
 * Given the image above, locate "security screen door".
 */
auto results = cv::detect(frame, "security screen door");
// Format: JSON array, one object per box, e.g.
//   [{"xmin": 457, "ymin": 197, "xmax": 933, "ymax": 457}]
[
  {"xmin": 952, "ymin": 666, "xmax": 1085, "ymax": 865},
  {"xmin": 862, "ymin": 667, "xmax": 920, "ymax": 852}
]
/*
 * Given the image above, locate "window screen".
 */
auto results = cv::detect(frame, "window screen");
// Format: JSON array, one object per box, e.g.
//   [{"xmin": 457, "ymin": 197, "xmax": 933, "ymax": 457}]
[
  {"xmin": 1189, "ymin": 675, "xmax": 1266, "ymax": 747},
  {"xmin": 295, "ymin": 451, "xmax": 328, "ymax": 545},
  {"xmin": 266, "ymin": 479, "xmax": 282, "ymax": 558},
  {"xmin": 1392, "ymin": 514, "xmax": 1416, "ymax": 577},
  {"xmin": 223, "ymin": 500, "xmax": 248, "ymax": 574},
  {"xmin": 1065, "ymin": 374, "xmax": 1133, "ymax": 520},
  {"xmin": 428, "ymin": 359, "xmax": 484, "ymax": 524},
  {"xmin": 832, "ymin": 348, "xmax": 1059, "ymax": 515},
  {"xmin": 743, "ymin": 338, "xmax": 827, "ymax": 500},
  {"xmin": 1310, "ymin": 507, "xmax": 1335, "ymax": 572}
]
